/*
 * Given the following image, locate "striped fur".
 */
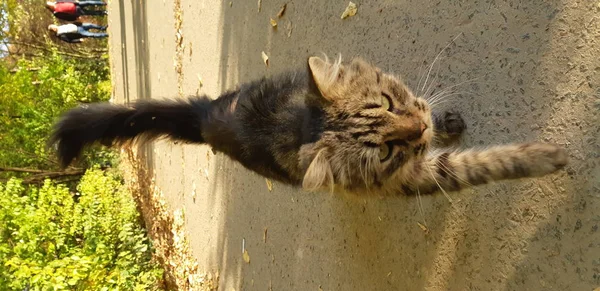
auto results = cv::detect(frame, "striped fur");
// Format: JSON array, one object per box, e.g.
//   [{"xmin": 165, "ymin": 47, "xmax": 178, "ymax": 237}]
[
  {"xmin": 379, "ymin": 143, "xmax": 567, "ymax": 196},
  {"xmin": 51, "ymin": 56, "xmax": 568, "ymax": 197}
]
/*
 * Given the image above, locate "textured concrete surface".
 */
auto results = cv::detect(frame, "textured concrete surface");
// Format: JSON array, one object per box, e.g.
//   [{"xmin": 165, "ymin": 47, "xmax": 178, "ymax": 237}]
[{"xmin": 108, "ymin": 0, "xmax": 599, "ymax": 290}]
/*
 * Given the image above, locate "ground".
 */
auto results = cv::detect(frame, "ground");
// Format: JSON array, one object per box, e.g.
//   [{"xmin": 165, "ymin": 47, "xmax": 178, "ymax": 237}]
[{"xmin": 107, "ymin": 1, "xmax": 599, "ymax": 290}]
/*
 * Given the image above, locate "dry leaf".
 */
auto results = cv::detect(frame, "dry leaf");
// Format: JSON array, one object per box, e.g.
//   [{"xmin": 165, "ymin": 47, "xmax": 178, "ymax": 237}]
[
  {"xmin": 263, "ymin": 228, "xmax": 268, "ymax": 243},
  {"xmin": 176, "ymin": 30, "xmax": 183, "ymax": 45},
  {"xmin": 319, "ymin": 286, "xmax": 323, "ymax": 291},
  {"xmin": 277, "ymin": 3, "xmax": 287, "ymax": 18},
  {"xmin": 195, "ymin": 74, "xmax": 203, "ymax": 95},
  {"xmin": 417, "ymin": 222, "xmax": 429, "ymax": 233},
  {"xmin": 191, "ymin": 182, "xmax": 197, "ymax": 200},
  {"xmin": 261, "ymin": 51, "xmax": 269, "ymax": 66},
  {"xmin": 341, "ymin": 1, "xmax": 357, "ymax": 19},
  {"xmin": 266, "ymin": 179, "xmax": 273, "ymax": 191},
  {"xmin": 242, "ymin": 250, "xmax": 250, "ymax": 263},
  {"xmin": 229, "ymin": 1, "xmax": 232, "ymax": 7},
  {"xmin": 270, "ymin": 18, "xmax": 278, "ymax": 27},
  {"xmin": 286, "ymin": 20, "xmax": 293, "ymax": 37},
  {"xmin": 257, "ymin": 0, "xmax": 262, "ymax": 12}
]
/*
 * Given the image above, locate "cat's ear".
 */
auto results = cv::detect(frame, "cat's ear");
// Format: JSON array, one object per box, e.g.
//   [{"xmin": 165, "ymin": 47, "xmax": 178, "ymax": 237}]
[
  {"xmin": 302, "ymin": 149, "xmax": 334, "ymax": 192},
  {"xmin": 308, "ymin": 56, "xmax": 343, "ymax": 101}
]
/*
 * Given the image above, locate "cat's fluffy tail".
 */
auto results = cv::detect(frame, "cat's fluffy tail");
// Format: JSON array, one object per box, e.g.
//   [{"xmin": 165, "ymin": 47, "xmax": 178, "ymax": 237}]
[{"xmin": 50, "ymin": 96, "xmax": 211, "ymax": 167}]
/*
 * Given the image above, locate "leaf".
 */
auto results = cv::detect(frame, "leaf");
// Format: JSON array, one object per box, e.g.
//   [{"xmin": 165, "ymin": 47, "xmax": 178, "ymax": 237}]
[
  {"xmin": 277, "ymin": 3, "xmax": 287, "ymax": 18},
  {"xmin": 417, "ymin": 222, "xmax": 429, "ymax": 234},
  {"xmin": 286, "ymin": 20, "xmax": 293, "ymax": 37},
  {"xmin": 67, "ymin": 277, "xmax": 79, "ymax": 286},
  {"xmin": 242, "ymin": 249, "xmax": 250, "ymax": 263},
  {"xmin": 257, "ymin": 0, "xmax": 262, "ymax": 12},
  {"xmin": 262, "ymin": 51, "xmax": 269, "ymax": 67},
  {"xmin": 341, "ymin": 2, "xmax": 358, "ymax": 19},
  {"xmin": 191, "ymin": 182, "xmax": 197, "ymax": 199},
  {"xmin": 270, "ymin": 18, "xmax": 278, "ymax": 28},
  {"xmin": 263, "ymin": 228, "xmax": 268, "ymax": 243},
  {"xmin": 266, "ymin": 179, "xmax": 273, "ymax": 191}
]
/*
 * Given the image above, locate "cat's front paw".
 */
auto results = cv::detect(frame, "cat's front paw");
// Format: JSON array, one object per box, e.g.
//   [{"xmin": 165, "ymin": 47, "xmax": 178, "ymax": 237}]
[
  {"xmin": 434, "ymin": 111, "xmax": 466, "ymax": 137},
  {"xmin": 520, "ymin": 143, "xmax": 568, "ymax": 176}
]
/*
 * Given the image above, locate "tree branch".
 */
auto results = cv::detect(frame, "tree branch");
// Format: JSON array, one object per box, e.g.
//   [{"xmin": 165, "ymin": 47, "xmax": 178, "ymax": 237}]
[{"xmin": 4, "ymin": 40, "xmax": 104, "ymax": 60}]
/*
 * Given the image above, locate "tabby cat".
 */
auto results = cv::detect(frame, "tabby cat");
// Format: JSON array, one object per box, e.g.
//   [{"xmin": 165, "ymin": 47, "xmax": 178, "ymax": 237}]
[{"xmin": 50, "ymin": 56, "xmax": 567, "ymax": 196}]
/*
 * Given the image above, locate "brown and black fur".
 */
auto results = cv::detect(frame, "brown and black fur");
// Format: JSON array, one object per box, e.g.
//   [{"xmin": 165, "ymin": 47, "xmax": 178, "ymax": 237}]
[{"xmin": 50, "ymin": 56, "xmax": 567, "ymax": 196}]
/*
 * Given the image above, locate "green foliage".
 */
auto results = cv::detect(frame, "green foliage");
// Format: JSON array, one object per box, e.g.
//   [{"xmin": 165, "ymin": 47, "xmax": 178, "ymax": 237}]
[
  {"xmin": 0, "ymin": 54, "xmax": 111, "ymax": 173},
  {"xmin": 0, "ymin": 168, "xmax": 163, "ymax": 290}
]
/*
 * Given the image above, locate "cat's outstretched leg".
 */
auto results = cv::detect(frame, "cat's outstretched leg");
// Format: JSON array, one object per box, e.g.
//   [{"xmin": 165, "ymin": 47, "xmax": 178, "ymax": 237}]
[{"xmin": 397, "ymin": 143, "xmax": 567, "ymax": 196}]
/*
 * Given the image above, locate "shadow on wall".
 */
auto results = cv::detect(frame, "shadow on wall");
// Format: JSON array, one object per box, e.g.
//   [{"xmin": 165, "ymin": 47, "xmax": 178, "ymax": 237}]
[{"xmin": 197, "ymin": 0, "xmax": 598, "ymax": 290}]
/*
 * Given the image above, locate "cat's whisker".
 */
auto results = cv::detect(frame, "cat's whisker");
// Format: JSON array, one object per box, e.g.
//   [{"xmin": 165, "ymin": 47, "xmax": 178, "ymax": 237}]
[
  {"xmin": 416, "ymin": 187, "xmax": 428, "ymax": 228},
  {"xmin": 428, "ymin": 92, "xmax": 474, "ymax": 109},
  {"xmin": 420, "ymin": 33, "xmax": 462, "ymax": 94},
  {"xmin": 428, "ymin": 77, "xmax": 482, "ymax": 99},
  {"xmin": 359, "ymin": 151, "xmax": 370, "ymax": 190},
  {"xmin": 428, "ymin": 86, "xmax": 480, "ymax": 104},
  {"xmin": 426, "ymin": 78, "xmax": 481, "ymax": 104},
  {"xmin": 437, "ymin": 159, "xmax": 474, "ymax": 188},
  {"xmin": 430, "ymin": 90, "xmax": 481, "ymax": 106},
  {"xmin": 425, "ymin": 163, "xmax": 454, "ymax": 204},
  {"xmin": 416, "ymin": 48, "xmax": 434, "ymax": 94},
  {"xmin": 423, "ymin": 62, "xmax": 444, "ymax": 99}
]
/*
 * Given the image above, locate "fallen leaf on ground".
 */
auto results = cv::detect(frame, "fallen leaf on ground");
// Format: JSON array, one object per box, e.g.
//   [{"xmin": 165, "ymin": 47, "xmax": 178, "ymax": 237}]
[
  {"xmin": 286, "ymin": 20, "xmax": 293, "ymax": 37},
  {"xmin": 195, "ymin": 74, "xmax": 203, "ymax": 95},
  {"xmin": 257, "ymin": 0, "xmax": 262, "ymax": 12},
  {"xmin": 417, "ymin": 222, "xmax": 429, "ymax": 233},
  {"xmin": 263, "ymin": 228, "xmax": 268, "ymax": 243},
  {"xmin": 261, "ymin": 51, "xmax": 269, "ymax": 66},
  {"xmin": 191, "ymin": 182, "xmax": 196, "ymax": 200},
  {"xmin": 176, "ymin": 30, "xmax": 183, "ymax": 45},
  {"xmin": 266, "ymin": 178, "xmax": 273, "ymax": 191},
  {"xmin": 341, "ymin": 1, "xmax": 357, "ymax": 19},
  {"xmin": 277, "ymin": 3, "xmax": 287, "ymax": 18},
  {"xmin": 270, "ymin": 18, "xmax": 278, "ymax": 27},
  {"xmin": 242, "ymin": 250, "xmax": 250, "ymax": 263}
]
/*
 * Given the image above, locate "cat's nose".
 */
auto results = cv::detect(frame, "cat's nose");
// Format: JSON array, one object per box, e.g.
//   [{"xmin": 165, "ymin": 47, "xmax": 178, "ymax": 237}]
[
  {"xmin": 405, "ymin": 120, "xmax": 426, "ymax": 141},
  {"xmin": 420, "ymin": 121, "xmax": 428, "ymax": 133}
]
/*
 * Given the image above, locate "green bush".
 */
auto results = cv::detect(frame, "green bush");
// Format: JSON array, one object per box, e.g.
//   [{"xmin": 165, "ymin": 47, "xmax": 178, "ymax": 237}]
[{"xmin": 0, "ymin": 168, "xmax": 163, "ymax": 290}]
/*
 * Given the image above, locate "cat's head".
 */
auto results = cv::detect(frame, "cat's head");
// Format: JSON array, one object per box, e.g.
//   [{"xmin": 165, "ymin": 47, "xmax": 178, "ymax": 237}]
[{"xmin": 301, "ymin": 56, "xmax": 433, "ymax": 194}]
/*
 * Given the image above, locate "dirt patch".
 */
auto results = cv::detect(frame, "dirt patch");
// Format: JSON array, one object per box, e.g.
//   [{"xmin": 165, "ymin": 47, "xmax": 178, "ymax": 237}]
[{"xmin": 120, "ymin": 145, "xmax": 218, "ymax": 290}]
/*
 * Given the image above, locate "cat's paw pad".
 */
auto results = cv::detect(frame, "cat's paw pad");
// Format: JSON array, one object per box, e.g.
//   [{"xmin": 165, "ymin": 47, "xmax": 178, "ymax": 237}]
[
  {"xmin": 441, "ymin": 111, "xmax": 466, "ymax": 136},
  {"xmin": 521, "ymin": 143, "xmax": 568, "ymax": 175}
]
